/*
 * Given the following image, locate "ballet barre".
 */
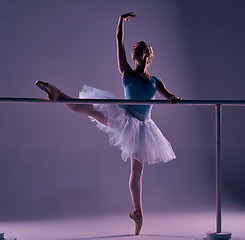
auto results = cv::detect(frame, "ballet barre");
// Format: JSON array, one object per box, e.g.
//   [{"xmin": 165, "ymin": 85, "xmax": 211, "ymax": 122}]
[
  {"xmin": 1, "ymin": 97, "xmax": 245, "ymax": 106},
  {"xmin": 1, "ymin": 98, "xmax": 245, "ymax": 240}
]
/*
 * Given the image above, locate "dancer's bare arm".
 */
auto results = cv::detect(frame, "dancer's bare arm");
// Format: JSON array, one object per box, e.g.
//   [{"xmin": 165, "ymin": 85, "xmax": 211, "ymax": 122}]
[
  {"xmin": 116, "ymin": 12, "xmax": 136, "ymax": 78},
  {"xmin": 156, "ymin": 80, "xmax": 181, "ymax": 104}
]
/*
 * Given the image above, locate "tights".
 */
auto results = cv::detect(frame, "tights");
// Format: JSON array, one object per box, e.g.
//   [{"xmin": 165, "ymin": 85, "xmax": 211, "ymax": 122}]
[{"xmin": 129, "ymin": 158, "xmax": 144, "ymax": 211}]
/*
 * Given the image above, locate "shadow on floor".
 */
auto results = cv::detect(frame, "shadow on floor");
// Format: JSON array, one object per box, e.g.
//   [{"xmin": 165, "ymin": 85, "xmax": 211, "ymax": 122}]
[
  {"xmin": 62, "ymin": 234, "xmax": 135, "ymax": 240},
  {"xmin": 63, "ymin": 233, "xmax": 197, "ymax": 240}
]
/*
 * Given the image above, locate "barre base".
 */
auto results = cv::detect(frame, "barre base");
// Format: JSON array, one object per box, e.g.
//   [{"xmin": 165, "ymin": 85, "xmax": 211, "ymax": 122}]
[
  {"xmin": 0, "ymin": 232, "xmax": 17, "ymax": 240},
  {"xmin": 206, "ymin": 231, "xmax": 231, "ymax": 240}
]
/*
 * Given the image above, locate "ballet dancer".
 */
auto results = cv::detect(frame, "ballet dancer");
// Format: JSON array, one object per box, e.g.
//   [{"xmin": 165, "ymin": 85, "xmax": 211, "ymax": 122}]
[{"xmin": 35, "ymin": 12, "xmax": 181, "ymax": 235}]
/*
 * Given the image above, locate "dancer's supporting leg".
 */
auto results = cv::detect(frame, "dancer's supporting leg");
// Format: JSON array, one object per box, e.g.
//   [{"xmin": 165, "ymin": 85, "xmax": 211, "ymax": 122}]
[
  {"xmin": 129, "ymin": 158, "xmax": 144, "ymax": 210},
  {"xmin": 129, "ymin": 157, "xmax": 144, "ymax": 235}
]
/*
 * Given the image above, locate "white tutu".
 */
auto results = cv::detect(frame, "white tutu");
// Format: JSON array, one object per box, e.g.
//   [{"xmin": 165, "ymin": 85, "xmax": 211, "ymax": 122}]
[{"xmin": 79, "ymin": 85, "xmax": 176, "ymax": 164}]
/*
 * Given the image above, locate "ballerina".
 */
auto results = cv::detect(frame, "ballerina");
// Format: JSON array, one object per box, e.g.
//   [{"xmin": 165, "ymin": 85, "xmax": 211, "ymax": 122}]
[{"xmin": 36, "ymin": 12, "xmax": 181, "ymax": 235}]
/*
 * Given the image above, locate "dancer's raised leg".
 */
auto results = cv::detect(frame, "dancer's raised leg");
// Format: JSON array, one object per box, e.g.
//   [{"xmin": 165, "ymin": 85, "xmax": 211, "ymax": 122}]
[
  {"xmin": 35, "ymin": 81, "xmax": 107, "ymax": 125},
  {"xmin": 64, "ymin": 100, "xmax": 107, "ymax": 125},
  {"xmin": 129, "ymin": 157, "xmax": 144, "ymax": 235}
]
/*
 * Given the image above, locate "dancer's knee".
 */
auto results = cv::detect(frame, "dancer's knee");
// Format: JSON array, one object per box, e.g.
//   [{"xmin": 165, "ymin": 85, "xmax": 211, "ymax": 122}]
[{"xmin": 130, "ymin": 170, "xmax": 142, "ymax": 180}]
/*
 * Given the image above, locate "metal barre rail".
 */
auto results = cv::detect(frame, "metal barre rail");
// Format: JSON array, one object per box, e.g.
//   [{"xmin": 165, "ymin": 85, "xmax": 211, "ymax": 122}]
[
  {"xmin": 1, "ymin": 97, "xmax": 245, "ymax": 106},
  {"xmin": 1, "ymin": 98, "xmax": 244, "ymax": 240}
]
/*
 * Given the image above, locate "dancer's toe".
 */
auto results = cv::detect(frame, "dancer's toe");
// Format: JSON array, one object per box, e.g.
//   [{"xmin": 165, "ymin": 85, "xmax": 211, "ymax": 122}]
[
  {"xmin": 35, "ymin": 80, "xmax": 47, "ymax": 88},
  {"xmin": 35, "ymin": 80, "xmax": 64, "ymax": 101},
  {"xmin": 129, "ymin": 211, "xmax": 143, "ymax": 235}
]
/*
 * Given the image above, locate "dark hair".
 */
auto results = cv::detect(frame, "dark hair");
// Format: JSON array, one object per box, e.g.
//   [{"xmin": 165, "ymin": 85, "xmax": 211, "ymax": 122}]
[{"xmin": 131, "ymin": 41, "xmax": 154, "ymax": 64}]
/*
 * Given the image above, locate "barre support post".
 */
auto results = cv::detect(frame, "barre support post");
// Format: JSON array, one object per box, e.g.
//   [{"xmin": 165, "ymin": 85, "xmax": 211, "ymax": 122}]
[{"xmin": 206, "ymin": 104, "xmax": 231, "ymax": 240}]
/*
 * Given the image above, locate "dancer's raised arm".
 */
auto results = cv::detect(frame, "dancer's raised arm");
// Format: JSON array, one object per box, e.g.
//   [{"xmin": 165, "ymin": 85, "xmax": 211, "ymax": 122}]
[{"xmin": 116, "ymin": 12, "xmax": 136, "ymax": 78}]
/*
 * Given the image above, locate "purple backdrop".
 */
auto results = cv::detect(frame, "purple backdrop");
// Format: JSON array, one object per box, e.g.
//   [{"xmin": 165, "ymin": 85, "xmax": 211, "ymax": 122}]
[{"xmin": 0, "ymin": 0, "xmax": 245, "ymax": 220}]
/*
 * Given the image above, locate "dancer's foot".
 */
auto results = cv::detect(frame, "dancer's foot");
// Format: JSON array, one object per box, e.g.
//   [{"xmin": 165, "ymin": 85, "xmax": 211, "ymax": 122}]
[
  {"xmin": 35, "ymin": 80, "xmax": 65, "ymax": 101},
  {"xmin": 129, "ymin": 209, "xmax": 143, "ymax": 235}
]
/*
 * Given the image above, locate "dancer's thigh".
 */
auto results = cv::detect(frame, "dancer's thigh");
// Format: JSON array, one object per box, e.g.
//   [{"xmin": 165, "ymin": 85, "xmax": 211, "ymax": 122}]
[
  {"xmin": 86, "ymin": 104, "xmax": 107, "ymax": 126},
  {"xmin": 130, "ymin": 158, "xmax": 144, "ymax": 177}
]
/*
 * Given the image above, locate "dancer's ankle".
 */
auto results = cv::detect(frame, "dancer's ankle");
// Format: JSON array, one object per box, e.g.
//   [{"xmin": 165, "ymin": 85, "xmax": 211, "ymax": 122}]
[
  {"xmin": 63, "ymin": 94, "xmax": 73, "ymax": 100},
  {"xmin": 134, "ymin": 206, "xmax": 142, "ymax": 214}
]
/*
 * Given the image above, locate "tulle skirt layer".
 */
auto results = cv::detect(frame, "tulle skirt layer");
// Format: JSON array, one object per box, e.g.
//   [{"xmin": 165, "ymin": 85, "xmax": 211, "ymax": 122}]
[{"xmin": 79, "ymin": 85, "xmax": 176, "ymax": 164}]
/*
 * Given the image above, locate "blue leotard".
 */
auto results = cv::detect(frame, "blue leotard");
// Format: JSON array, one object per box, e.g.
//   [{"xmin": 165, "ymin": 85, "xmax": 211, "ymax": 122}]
[{"xmin": 122, "ymin": 74, "xmax": 160, "ymax": 116}]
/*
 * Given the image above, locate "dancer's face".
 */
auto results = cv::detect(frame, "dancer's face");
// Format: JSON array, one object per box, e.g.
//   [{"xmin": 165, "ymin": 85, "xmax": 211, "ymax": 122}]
[{"xmin": 131, "ymin": 41, "xmax": 153, "ymax": 65}]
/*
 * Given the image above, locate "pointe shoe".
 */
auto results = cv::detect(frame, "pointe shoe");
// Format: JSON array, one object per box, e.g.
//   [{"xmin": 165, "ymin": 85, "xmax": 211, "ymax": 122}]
[
  {"xmin": 35, "ymin": 80, "xmax": 65, "ymax": 101},
  {"xmin": 129, "ymin": 210, "xmax": 143, "ymax": 235}
]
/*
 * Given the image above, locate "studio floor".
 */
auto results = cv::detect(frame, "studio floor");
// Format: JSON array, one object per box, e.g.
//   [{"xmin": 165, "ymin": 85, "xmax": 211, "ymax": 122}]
[{"xmin": 1, "ymin": 211, "xmax": 244, "ymax": 240}]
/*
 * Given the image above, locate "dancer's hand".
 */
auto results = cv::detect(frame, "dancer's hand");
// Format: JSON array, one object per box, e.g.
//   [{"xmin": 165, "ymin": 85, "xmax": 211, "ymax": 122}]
[
  {"xmin": 120, "ymin": 12, "xmax": 136, "ymax": 21},
  {"xmin": 170, "ymin": 95, "xmax": 182, "ymax": 104}
]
